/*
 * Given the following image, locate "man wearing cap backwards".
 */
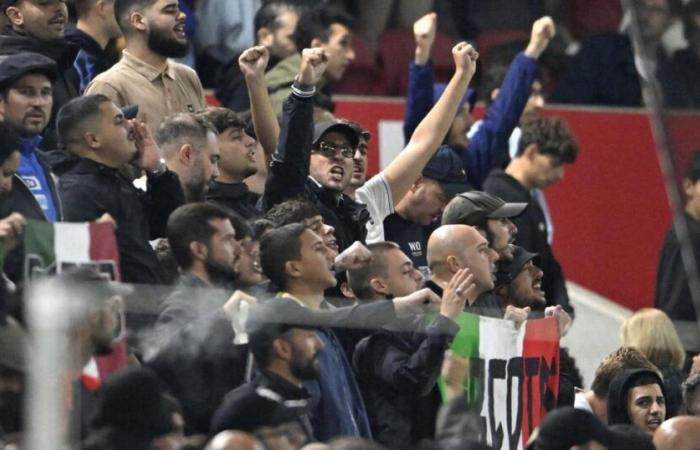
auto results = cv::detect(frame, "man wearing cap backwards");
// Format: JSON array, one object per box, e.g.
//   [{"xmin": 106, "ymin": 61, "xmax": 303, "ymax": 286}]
[
  {"xmin": 607, "ymin": 368, "xmax": 667, "ymax": 437},
  {"xmin": 0, "ymin": 53, "xmax": 62, "ymax": 225},
  {"xmin": 485, "ymin": 117, "xmax": 579, "ymax": 311},
  {"xmin": 85, "ymin": 0, "xmax": 206, "ymax": 129},
  {"xmin": 258, "ymin": 223, "xmax": 442, "ymax": 441},
  {"xmin": 209, "ymin": 298, "xmax": 325, "ymax": 446},
  {"xmin": 1, "ymin": 0, "xmax": 80, "ymax": 133},
  {"xmin": 55, "ymin": 94, "xmax": 181, "ymax": 284}
]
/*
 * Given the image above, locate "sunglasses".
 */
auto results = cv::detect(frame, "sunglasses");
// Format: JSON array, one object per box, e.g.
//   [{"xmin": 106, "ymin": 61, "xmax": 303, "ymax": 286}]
[{"xmin": 313, "ymin": 141, "xmax": 354, "ymax": 159}]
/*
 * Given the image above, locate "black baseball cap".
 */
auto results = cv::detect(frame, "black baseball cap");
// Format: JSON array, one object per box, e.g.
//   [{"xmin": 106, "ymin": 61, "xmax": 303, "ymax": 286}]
[
  {"xmin": 422, "ymin": 146, "xmax": 468, "ymax": 198},
  {"xmin": 312, "ymin": 120, "xmax": 360, "ymax": 149},
  {"xmin": 1, "ymin": 0, "xmax": 17, "ymax": 13},
  {"xmin": 495, "ymin": 245, "xmax": 539, "ymax": 288},
  {"xmin": 442, "ymin": 191, "xmax": 527, "ymax": 226},
  {"xmin": 0, "ymin": 53, "xmax": 58, "ymax": 91},
  {"xmin": 526, "ymin": 407, "xmax": 654, "ymax": 450}
]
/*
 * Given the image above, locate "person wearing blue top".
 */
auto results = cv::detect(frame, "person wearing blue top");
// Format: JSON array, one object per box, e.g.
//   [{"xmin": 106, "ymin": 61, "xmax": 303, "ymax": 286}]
[
  {"xmin": 0, "ymin": 52, "xmax": 62, "ymax": 224},
  {"xmin": 403, "ymin": 13, "xmax": 556, "ymax": 190},
  {"xmin": 258, "ymin": 223, "xmax": 442, "ymax": 441}
]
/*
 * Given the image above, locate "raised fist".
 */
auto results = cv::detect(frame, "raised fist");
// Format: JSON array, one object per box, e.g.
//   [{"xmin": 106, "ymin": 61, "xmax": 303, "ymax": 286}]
[
  {"xmin": 452, "ymin": 42, "xmax": 479, "ymax": 78},
  {"xmin": 239, "ymin": 45, "xmax": 270, "ymax": 79},
  {"xmin": 525, "ymin": 16, "xmax": 556, "ymax": 59},
  {"xmin": 297, "ymin": 47, "xmax": 329, "ymax": 86}
]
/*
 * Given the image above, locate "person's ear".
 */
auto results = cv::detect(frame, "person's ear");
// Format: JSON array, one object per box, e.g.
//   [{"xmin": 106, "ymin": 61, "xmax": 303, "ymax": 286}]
[
  {"xmin": 129, "ymin": 11, "xmax": 147, "ymax": 32},
  {"xmin": 523, "ymin": 143, "xmax": 539, "ymax": 160},
  {"xmin": 310, "ymin": 37, "xmax": 324, "ymax": 48},
  {"xmin": 339, "ymin": 281, "xmax": 355, "ymax": 299},
  {"xmin": 5, "ymin": 6, "xmax": 24, "ymax": 28},
  {"xmin": 257, "ymin": 27, "xmax": 273, "ymax": 47},
  {"xmin": 446, "ymin": 255, "xmax": 461, "ymax": 273},
  {"xmin": 409, "ymin": 177, "xmax": 424, "ymax": 194},
  {"xmin": 368, "ymin": 277, "xmax": 388, "ymax": 297},
  {"xmin": 272, "ymin": 337, "xmax": 292, "ymax": 361},
  {"xmin": 189, "ymin": 241, "xmax": 208, "ymax": 263},
  {"xmin": 285, "ymin": 259, "xmax": 303, "ymax": 280},
  {"xmin": 84, "ymin": 131, "xmax": 101, "ymax": 150},
  {"xmin": 177, "ymin": 143, "xmax": 193, "ymax": 166},
  {"xmin": 684, "ymin": 178, "xmax": 695, "ymax": 197}
]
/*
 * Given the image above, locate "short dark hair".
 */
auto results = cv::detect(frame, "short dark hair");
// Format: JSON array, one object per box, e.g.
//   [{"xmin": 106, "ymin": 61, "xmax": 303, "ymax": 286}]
[
  {"xmin": 196, "ymin": 107, "xmax": 247, "ymax": 135},
  {"xmin": 226, "ymin": 210, "xmax": 253, "ymax": 241},
  {"xmin": 155, "ymin": 113, "xmax": 218, "ymax": 157},
  {"xmin": 346, "ymin": 242, "xmax": 400, "ymax": 300},
  {"xmin": 0, "ymin": 122, "xmax": 20, "ymax": 165},
  {"xmin": 686, "ymin": 150, "xmax": 700, "ymax": 182},
  {"xmin": 591, "ymin": 347, "xmax": 657, "ymax": 398},
  {"xmin": 259, "ymin": 223, "xmax": 307, "ymax": 290},
  {"xmin": 114, "ymin": 0, "xmax": 157, "ymax": 33},
  {"xmin": 56, "ymin": 94, "xmax": 112, "ymax": 152},
  {"xmin": 265, "ymin": 199, "xmax": 321, "ymax": 227},
  {"xmin": 250, "ymin": 218, "xmax": 275, "ymax": 240},
  {"xmin": 72, "ymin": 0, "xmax": 98, "ymax": 18},
  {"xmin": 166, "ymin": 203, "xmax": 233, "ymax": 270},
  {"xmin": 516, "ymin": 117, "xmax": 579, "ymax": 164},
  {"xmin": 293, "ymin": 4, "xmax": 353, "ymax": 51},
  {"xmin": 254, "ymin": 1, "xmax": 298, "ymax": 34}
]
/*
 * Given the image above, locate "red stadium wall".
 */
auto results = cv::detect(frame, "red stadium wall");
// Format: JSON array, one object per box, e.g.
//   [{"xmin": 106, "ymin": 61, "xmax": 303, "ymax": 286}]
[{"xmin": 335, "ymin": 96, "xmax": 700, "ymax": 311}]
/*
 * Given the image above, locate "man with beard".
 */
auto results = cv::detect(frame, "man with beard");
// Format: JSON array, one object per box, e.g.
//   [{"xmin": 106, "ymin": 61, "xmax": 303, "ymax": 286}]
[
  {"xmin": 1, "ymin": 0, "xmax": 80, "ymax": 135},
  {"xmin": 209, "ymin": 298, "xmax": 326, "ymax": 446},
  {"xmin": 56, "ymin": 94, "xmax": 181, "ymax": 284},
  {"xmin": 494, "ymin": 245, "xmax": 546, "ymax": 311},
  {"xmin": 341, "ymin": 120, "xmax": 370, "ymax": 201},
  {"xmin": 199, "ymin": 107, "xmax": 261, "ymax": 220},
  {"xmin": 157, "ymin": 202, "xmax": 242, "ymax": 326},
  {"xmin": 85, "ymin": 0, "xmax": 205, "ymax": 129},
  {"xmin": 51, "ymin": 267, "xmax": 126, "ymax": 442},
  {"xmin": 155, "ymin": 112, "xmax": 220, "ymax": 203},
  {"xmin": 0, "ymin": 53, "xmax": 61, "ymax": 224}
]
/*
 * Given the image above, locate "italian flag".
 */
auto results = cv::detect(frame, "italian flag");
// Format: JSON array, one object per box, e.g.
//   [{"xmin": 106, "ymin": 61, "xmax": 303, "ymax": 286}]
[
  {"xmin": 444, "ymin": 312, "xmax": 560, "ymax": 450},
  {"xmin": 23, "ymin": 220, "xmax": 121, "ymax": 281}
]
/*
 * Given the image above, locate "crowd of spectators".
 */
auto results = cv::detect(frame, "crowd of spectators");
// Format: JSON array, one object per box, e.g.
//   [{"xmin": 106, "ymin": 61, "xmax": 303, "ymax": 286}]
[{"xmin": 0, "ymin": 0, "xmax": 700, "ymax": 450}]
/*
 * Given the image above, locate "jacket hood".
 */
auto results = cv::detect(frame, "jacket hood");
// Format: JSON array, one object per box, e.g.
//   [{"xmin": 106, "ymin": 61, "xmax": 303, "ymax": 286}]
[
  {"xmin": 607, "ymin": 368, "xmax": 665, "ymax": 426},
  {"xmin": 0, "ymin": 30, "xmax": 78, "ymax": 65}
]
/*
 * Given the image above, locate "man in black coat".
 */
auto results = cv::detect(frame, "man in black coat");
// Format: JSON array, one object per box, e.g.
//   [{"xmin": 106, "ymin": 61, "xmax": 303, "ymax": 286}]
[
  {"xmin": 484, "ymin": 117, "xmax": 579, "ymax": 312},
  {"xmin": 55, "ymin": 94, "xmax": 182, "ymax": 285}
]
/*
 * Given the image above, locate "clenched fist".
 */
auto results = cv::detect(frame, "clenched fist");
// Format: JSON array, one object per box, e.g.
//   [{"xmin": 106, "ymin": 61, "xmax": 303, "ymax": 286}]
[{"xmin": 452, "ymin": 42, "xmax": 479, "ymax": 79}]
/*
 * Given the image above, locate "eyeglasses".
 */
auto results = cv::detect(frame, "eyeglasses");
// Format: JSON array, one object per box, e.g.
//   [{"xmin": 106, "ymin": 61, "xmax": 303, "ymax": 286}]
[{"xmin": 313, "ymin": 141, "xmax": 354, "ymax": 159}]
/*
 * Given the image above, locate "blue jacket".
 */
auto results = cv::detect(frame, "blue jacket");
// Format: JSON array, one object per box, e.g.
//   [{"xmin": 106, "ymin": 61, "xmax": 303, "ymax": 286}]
[{"xmin": 403, "ymin": 53, "xmax": 538, "ymax": 189}]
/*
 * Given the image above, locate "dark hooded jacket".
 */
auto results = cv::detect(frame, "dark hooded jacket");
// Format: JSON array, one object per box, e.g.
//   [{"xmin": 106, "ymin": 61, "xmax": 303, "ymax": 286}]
[
  {"xmin": 607, "ymin": 368, "xmax": 666, "ymax": 427},
  {"xmin": 0, "ymin": 29, "xmax": 80, "ymax": 144}
]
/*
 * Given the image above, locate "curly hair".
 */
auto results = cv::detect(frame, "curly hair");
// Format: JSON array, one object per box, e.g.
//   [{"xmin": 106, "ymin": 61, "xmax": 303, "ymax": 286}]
[{"xmin": 516, "ymin": 117, "xmax": 579, "ymax": 164}]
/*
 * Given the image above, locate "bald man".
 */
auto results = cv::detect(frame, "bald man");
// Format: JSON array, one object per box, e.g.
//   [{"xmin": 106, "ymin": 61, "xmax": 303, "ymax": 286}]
[
  {"xmin": 426, "ymin": 224, "xmax": 502, "ymax": 317},
  {"xmin": 653, "ymin": 416, "xmax": 700, "ymax": 450},
  {"xmin": 205, "ymin": 431, "xmax": 263, "ymax": 450}
]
